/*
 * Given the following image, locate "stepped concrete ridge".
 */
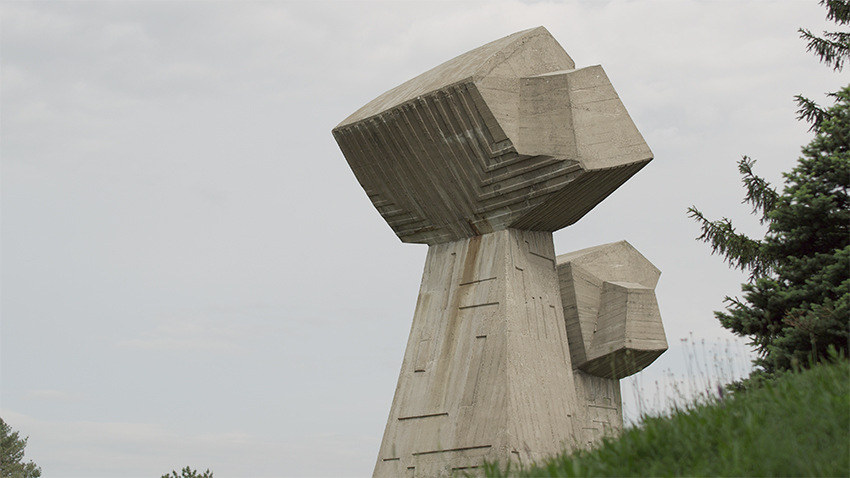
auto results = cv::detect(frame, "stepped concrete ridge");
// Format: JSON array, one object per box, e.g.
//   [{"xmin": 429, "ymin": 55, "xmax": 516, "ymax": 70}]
[{"xmin": 332, "ymin": 26, "xmax": 667, "ymax": 478}]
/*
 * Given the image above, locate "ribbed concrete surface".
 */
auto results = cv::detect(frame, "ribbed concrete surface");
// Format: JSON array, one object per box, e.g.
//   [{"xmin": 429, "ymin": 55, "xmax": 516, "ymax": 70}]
[
  {"xmin": 333, "ymin": 82, "xmax": 585, "ymax": 244},
  {"xmin": 332, "ymin": 27, "xmax": 652, "ymax": 245}
]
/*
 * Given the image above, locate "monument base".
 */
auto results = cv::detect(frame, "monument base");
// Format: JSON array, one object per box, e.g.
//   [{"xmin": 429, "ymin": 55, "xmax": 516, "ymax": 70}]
[{"xmin": 374, "ymin": 229, "xmax": 581, "ymax": 478}]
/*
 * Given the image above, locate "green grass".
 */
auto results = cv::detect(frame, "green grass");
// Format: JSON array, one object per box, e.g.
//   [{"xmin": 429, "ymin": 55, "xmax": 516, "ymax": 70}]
[{"xmin": 483, "ymin": 359, "xmax": 850, "ymax": 477}]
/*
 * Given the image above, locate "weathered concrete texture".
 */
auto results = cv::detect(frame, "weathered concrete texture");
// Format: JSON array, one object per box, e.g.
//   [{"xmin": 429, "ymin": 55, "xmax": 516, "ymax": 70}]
[
  {"xmin": 572, "ymin": 369, "xmax": 623, "ymax": 449},
  {"xmin": 332, "ymin": 26, "xmax": 652, "ymax": 245},
  {"xmin": 556, "ymin": 241, "xmax": 667, "ymax": 380},
  {"xmin": 556, "ymin": 241, "xmax": 666, "ymax": 449},
  {"xmin": 333, "ymin": 27, "xmax": 667, "ymax": 477},
  {"xmin": 374, "ymin": 229, "xmax": 579, "ymax": 477}
]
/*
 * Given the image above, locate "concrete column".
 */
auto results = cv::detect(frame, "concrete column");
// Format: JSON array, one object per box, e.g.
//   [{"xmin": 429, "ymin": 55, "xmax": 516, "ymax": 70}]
[{"xmin": 374, "ymin": 229, "xmax": 580, "ymax": 478}]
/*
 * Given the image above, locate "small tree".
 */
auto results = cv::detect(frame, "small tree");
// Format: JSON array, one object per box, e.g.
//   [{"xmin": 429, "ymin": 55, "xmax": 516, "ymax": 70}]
[
  {"xmin": 161, "ymin": 466, "xmax": 214, "ymax": 478},
  {"xmin": 0, "ymin": 418, "xmax": 42, "ymax": 478}
]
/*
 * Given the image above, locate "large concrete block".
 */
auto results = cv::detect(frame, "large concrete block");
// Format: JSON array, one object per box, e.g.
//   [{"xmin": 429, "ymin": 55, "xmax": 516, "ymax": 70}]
[{"xmin": 332, "ymin": 26, "xmax": 652, "ymax": 245}]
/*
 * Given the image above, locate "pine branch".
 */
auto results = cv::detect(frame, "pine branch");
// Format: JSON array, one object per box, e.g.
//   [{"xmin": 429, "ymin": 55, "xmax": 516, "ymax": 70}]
[
  {"xmin": 737, "ymin": 156, "xmax": 778, "ymax": 223},
  {"xmin": 822, "ymin": 0, "xmax": 850, "ymax": 25},
  {"xmin": 799, "ymin": 27, "xmax": 849, "ymax": 71},
  {"xmin": 795, "ymin": 95, "xmax": 831, "ymax": 132},
  {"xmin": 687, "ymin": 206, "xmax": 772, "ymax": 277}
]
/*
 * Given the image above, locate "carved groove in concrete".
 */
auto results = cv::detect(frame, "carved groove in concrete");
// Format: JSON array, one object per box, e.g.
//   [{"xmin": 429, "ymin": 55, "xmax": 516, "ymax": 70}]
[{"xmin": 333, "ymin": 27, "xmax": 652, "ymax": 245}]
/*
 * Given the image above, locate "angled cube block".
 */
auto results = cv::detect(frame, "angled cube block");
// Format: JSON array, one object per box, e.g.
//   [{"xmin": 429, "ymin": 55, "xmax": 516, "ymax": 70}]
[
  {"xmin": 582, "ymin": 281, "xmax": 667, "ymax": 379},
  {"xmin": 557, "ymin": 241, "xmax": 667, "ymax": 379},
  {"xmin": 333, "ymin": 27, "xmax": 652, "ymax": 245}
]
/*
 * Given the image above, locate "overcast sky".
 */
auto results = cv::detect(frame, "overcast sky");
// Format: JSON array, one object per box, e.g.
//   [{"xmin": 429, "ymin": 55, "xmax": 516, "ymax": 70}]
[{"xmin": 1, "ymin": 1, "xmax": 844, "ymax": 477}]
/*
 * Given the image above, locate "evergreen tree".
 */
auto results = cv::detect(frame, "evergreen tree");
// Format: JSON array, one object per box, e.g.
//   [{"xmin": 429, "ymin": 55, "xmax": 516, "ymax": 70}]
[
  {"xmin": 691, "ymin": 87, "xmax": 849, "ymax": 373},
  {"xmin": 689, "ymin": 0, "xmax": 849, "ymax": 375},
  {"xmin": 0, "ymin": 418, "xmax": 41, "ymax": 478}
]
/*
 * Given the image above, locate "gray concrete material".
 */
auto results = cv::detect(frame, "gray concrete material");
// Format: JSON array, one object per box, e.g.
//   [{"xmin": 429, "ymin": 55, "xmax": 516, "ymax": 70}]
[
  {"xmin": 516, "ymin": 66, "xmax": 652, "ymax": 171},
  {"xmin": 373, "ymin": 229, "xmax": 580, "ymax": 478},
  {"xmin": 336, "ymin": 27, "xmax": 574, "ymax": 130},
  {"xmin": 556, "ymin": 241, "xmax": 666, "ymax": 447},
  {"xmin": 333, "ymin": 28, "xmax": 667, "ymax": 476},
  {"xmin": 556, "ymin": 241, "xmax": 667, "ymax": 380},
  {"xmin": 332, "ymin": 27, "xmax": 652, "ymax": 245},
  {"xmin": 572, "ymin": 369, "xmax": 622, "ymax": 449},
  {"xmin": 556, "ymin": 241, "xmax": 661, "ymax": 288}
]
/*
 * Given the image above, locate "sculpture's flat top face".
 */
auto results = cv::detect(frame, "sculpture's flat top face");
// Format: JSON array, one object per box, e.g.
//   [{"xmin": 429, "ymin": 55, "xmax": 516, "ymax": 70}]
[
  {"xmin": 333, "ymin": 27, "xmax": 652, "ymax": 244},
  {"xmin": 557, "ymin": 240, "xmax": 661, "ymax": 288},
  {"xmin": 336, "ymin": 27, "xmax": 574, "ymax": 128}
]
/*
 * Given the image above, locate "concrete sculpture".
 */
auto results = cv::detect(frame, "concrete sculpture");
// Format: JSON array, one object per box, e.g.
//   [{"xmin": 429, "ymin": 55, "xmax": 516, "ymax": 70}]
[{"xmin": 332, "ymin": 26, "xmax": 667, "ymax": 477}]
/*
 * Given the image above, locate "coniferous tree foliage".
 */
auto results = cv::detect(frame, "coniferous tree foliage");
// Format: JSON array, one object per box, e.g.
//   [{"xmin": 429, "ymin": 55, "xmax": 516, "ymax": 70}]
[
  {"xmin": 688, "ymin": 0, "xmax": 850, "ymax": 375},
  {"xmin": 690, "ymin": 89, "xmax": 849, "ymax": 373},
  {"xmin": 689, "ymin": 99, "xmax": 849, "ymax": 372},
  {"xmin": 799, "ymin": 0, "xmax": 849, "ymax": 72},
  {"xmin": 161, "ymin": 466, "xmax": 214, "ymax": 478},
  {"xmin": 0, "ymin": 418, "xmax": 41, "ymax": 478},
  {"xmin": 689, "ymin": 0, "xmax": 849, "ymax": 375},
  {"xmin": 795, "ymin": 0, "xmax": 849, "ymax": 130}
]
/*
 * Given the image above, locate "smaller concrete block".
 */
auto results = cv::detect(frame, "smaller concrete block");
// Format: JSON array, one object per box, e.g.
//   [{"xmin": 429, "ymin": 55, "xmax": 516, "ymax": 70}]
[
  {"xmin": 557, "ymin": 241, "xmax": 660, "ymax": 288},
  {"xmin": 556, "ymin": 241, "xmax": 667, "ymax": 379},
  {"xmin": 580, "ymin": 281, "xmax": 666, "ymax": 379}
]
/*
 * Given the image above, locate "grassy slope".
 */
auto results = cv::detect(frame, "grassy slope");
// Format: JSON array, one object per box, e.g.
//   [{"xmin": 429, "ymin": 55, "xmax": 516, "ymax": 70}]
[{"xmin": 484, "ymin": 360, "xmax": 849, "ymax": 477}]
